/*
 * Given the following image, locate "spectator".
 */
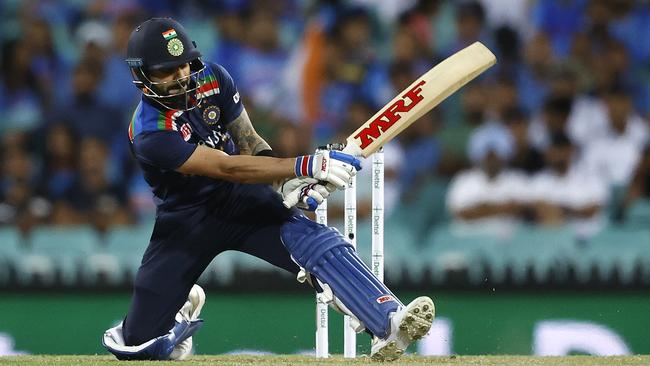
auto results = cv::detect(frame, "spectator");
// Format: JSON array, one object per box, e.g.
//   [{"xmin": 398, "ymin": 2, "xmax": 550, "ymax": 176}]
[
  {"xmin": 581, "ymin": 87, "xmax": 649, "ymax": 187},
  {"xmin": 398, "ymin": 109, "xmax": 441, "ymax": 195},
  {"xmin": 314, "ymin": 7, "xmax": 377, "ymax": 141},
  {"xmin": 467, "ymin": 96, "xmax": 514, "ymax": 166},
  {"xmin": 477, "ymin": 0, "xmax": 533, "ymax": 38},
  {"xmin": 36, "ymin": 122, "xmax": 79, "ymax": 201},
  {"xmin": 23, "ymin": 16, "xmax": 69, "ymax": 111},
  {"xmin": 621, "ymin": 145, "xmax": 650, "ymax": 221},
  {"xmin": 209, "ymin": 5, "xmax": 246, "ymax": 81},
  {"xmin": 391, "ymin": 20, "xmax": 436, "ymax": 76},
  {"xmin": 54, "ymin": 59, "xmax": 122, "ymax": 144},
  {"xmin": 516, "ymin": 33, "xmax": 555, "ymax": 113},
  {"xmin": 448, "ymin": 1, "xmax": 489, "ymax": 54},
  {"xmin": 504, "ymin": 107, "xmax": 544, "ymax": 174},
  {"xmin": 54, "ymin": 137, "xmax": 132, "ymax": 231},
  {"xmin": 270, "ymin": 121, "xmax": 311, "ymax": 158},
  {"xmin": 529, "ymin": 96, "xmax": 573, "ymax": 150},
  {"xmin": 488, "ymin": 75, "xmax": 519, "ymax": 121},
  {"xmin": 0, "ymin": 146, "xmax": 47, "ymax": 230},
  {"xmin": 492, "ymin": 25, "xmax": 521, "ymax": 72},
  {"xmin": 97, "ymin": 13, "xmax": 143, "ymax": 116},
  {"xmin": 447, "ymin": 124, "xmax": 528, "ymax": 234},
  {"xmin": 547, "ymin": 64, "xmax": 583, "ymax": 101},
  {"xmin": 530, "ymin": 133, "xmax": 608, "ymax": 237},
  {"xmin": 0, "ymin": 38, "xmax": 44, "ymax": 136},
  {"xmin": 236, "ymin": 9, "xmax": 290, "ymax": 111},
  {"xmin": 532, "ymin": 0, "xmax": 587, "ymax": 57},
  {"xmin": 437, "ymin": 81, "xmax": 488, "ymax": 175}
]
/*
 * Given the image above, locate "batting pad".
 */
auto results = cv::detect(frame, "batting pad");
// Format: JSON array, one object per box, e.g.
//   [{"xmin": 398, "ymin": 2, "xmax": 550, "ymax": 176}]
[{"xmin": 281, "ymin": 215, "xmax": 402, "ymax": 338}]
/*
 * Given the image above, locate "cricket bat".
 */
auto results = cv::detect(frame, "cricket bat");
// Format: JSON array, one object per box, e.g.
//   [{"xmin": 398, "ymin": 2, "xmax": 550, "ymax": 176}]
[
  {"xmin": 343, "ymin": 41, "xmax": 496, "ymax": 157},
  {"xmin": 283, "ymin": 42, "xmax": 495, "ymax": 209}
]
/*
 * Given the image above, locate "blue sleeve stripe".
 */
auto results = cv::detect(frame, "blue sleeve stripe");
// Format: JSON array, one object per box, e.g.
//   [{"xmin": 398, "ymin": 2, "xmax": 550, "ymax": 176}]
[{"xmin": 294, "ymin": 156, "xmax": 303, "ymax": 177}]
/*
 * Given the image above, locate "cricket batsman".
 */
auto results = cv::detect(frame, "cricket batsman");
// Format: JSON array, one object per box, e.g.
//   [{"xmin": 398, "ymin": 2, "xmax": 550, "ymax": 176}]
[{"xmin": 101, "ymin": 18, "xmax": 434, "ymax": 361}]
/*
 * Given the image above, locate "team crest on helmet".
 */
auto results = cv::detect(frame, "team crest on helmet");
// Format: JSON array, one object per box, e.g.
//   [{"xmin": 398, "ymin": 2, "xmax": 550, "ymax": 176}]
[
  {"xmin": 167, "ymin": 38, "xmax": 184, "ymax": 56},
  {"xmin": 202, "ymin": 105, "xmax": 221, "ymax": 126}
]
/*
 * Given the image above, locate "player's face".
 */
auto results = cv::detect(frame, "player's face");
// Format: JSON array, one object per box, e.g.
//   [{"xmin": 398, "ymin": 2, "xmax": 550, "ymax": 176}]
[{"xmin": 148, "ymin": 63, "xmax": 191, "ymax": 96}]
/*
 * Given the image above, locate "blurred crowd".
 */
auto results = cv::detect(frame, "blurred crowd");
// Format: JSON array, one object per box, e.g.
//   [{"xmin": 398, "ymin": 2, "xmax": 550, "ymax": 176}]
[{"xmin": 0, "ymin": 0, "xmax": 649, "ymax": 237}]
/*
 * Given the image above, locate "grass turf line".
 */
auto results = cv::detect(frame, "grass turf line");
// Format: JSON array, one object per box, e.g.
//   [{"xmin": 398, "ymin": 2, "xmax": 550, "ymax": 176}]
[{"xmin": 0, "ymin": 355, "xmax": 649, "ymax": 365}]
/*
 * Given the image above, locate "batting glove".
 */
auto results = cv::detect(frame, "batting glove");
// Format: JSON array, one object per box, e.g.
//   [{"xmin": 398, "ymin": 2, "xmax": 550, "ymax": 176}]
[
  {"xmin": 280, "ymin": 177, "xmax": 332, "ymax": 211},
  {"xmin": 294, "ymin": 150, "xmax": 362, "ymax": 190}
]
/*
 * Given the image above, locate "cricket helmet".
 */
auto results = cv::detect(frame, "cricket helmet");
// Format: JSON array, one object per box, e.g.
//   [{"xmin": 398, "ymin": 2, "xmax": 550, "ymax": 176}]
[{"xmin": 126, "ymin": 17, "xmax": 206, "ymax": 110}]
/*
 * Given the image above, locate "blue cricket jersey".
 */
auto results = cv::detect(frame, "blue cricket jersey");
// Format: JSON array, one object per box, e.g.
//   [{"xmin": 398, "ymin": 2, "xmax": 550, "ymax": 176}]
[{"xmin": 128, "ymin": 62, "xmax": 245, "ymax": 210}]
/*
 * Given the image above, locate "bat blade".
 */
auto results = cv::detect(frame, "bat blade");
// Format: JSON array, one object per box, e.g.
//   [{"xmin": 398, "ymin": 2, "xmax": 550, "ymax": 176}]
[{"xmin": 344, "ymin": 42, "xmax": 496, "ymax": 158}]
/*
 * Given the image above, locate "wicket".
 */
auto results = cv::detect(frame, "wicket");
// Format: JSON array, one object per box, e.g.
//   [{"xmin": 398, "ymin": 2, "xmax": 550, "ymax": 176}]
[{"xmin": 315, "ymin": 148, "xmax": 385, "ymax": 358}]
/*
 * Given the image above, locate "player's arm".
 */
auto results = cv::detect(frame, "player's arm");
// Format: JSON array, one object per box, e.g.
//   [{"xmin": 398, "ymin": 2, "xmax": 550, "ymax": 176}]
[
  {"xmin": 177, "ymin": 146, "xmax": 292, "ymax": 183},
  {"xmin": 226, "ymin": 109, "xmax": 271, "ymax": 156},
  {"xmin": 176, "ymin": 144, "xmax": 360, "ymax": 187}
]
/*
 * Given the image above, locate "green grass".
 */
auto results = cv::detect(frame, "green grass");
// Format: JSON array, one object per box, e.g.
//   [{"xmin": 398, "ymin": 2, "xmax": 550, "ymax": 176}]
[{"xmin": 0, "ymin": 355, "xmax": 649, "ymax": 366}]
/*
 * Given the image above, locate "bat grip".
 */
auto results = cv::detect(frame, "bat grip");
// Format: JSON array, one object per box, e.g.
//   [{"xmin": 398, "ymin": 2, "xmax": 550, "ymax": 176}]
[{"xmin": 316, "ymin": 143, "xmax": 345, "ymax": 152}]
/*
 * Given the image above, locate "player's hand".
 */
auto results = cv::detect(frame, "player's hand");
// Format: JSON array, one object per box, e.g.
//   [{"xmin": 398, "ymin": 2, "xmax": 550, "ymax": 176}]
[
  {"xmin": 280, "ymin": 177, "xmax": 332, "ymax": 211},
  {"xmin": 294, "ymin": 150, "xmax": 362, "ymax": 190}
]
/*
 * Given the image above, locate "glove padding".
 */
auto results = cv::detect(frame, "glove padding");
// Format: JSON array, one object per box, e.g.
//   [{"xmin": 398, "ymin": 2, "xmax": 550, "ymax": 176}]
[
  {"xmin": 280, "ymin": 177, "xmax": 334, "ymax": 211},
  {"xmin": 294, "ymin": 150, "xmax": 362, "ymax": 190}
]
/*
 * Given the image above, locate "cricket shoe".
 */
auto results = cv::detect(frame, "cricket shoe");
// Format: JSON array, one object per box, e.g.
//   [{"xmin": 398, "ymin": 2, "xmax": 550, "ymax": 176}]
[
  {"xmin": 170, "ymin": 284, "xmax": 206, "ymax": 360},
  {"xmin": 370, "ymin": 296, "xmax": 435, "ymax": 362}
]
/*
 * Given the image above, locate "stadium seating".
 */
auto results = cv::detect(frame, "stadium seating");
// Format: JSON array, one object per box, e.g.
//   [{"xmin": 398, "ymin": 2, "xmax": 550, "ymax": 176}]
[
  {"xmin": 508, "ymin": 226, "xmax": 575, "ymax": 284},
  {"xmin": 422, "ymin": 226, "xmax": 487, "ymax": 285},
  {"xmin": 2, "ymin": 220, "xmax": 649, "ymax": 288},
  {"xmin": 104, "ymin": 225, "xmax": 151, "ymax": 281},
  {"xmin": 624, "ymin": 199, "xmax": 650, "ymax": 230},
  {"xmin": 569, "ymin": 228, "xmax": 650, "ymax": 284},
  {"xmin": 0, "ymin": 227, "xmax": 23, "ymax": 285},
  {"xmin": 355, "ymin": 218, "xmax": 417, "ymax": 284},
  {"xmin": 200, "ymin": 250, "xmax": 237, "ymax": 286},
  {"xmin": 15, "ymin": 226, "xmax": 99, "ymax": 286},
  {"xmin": 388, "ymin": 178, "xmax": 450, "ymax": 243}
]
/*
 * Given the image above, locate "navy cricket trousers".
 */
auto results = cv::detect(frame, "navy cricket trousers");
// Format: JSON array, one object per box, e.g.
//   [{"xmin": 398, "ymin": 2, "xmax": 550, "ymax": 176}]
[{"xmin": 122, "ymin": 183, "xmax": 301, "ymax": 346}]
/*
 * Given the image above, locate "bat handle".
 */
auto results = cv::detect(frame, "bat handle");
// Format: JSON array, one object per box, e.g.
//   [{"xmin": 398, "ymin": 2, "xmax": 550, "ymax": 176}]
[{"xmin": 316, "ymin": 143, "xmax": 346, "ymax": 152}]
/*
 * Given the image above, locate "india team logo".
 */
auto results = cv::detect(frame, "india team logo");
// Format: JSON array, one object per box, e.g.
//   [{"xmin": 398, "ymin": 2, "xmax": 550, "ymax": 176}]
[
  {"xmin": 167, "ymin": 38, "xmax": 184, "ymax": 57},
  {"xmin": 202, "ymin": 105, "xmax": 221, "ymax": 126}
]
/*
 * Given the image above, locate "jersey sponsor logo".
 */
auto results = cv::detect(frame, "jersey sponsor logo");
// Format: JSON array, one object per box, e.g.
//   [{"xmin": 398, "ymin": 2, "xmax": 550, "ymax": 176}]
[
  {"xmin": 321, "ymin": 156, "xmax": 327, "ymax": 172},
  {"xmin": 376, "ymin": 295, "xmax": 395, "ymax": 304},
  {"xmin": 202, "ymin": 105, "xmax": 221, "ymax": 126},
  {"xmin": 167, "ymin": 38, "xmax": 184, "ymax": 56},
  {"xmin": 197, "ymin": 130, "xmax": 230, "ymax": 151},
  {"xmin": 353, "ymin": 80, "xmax": 426, "ymax": 150},
  {"xmin": 180, "ymin": 123, "xmax": 192, "ymax": 141},
  {"xmin": 233, "ymin": 91, "xmax": 240, "ymax": 104}
]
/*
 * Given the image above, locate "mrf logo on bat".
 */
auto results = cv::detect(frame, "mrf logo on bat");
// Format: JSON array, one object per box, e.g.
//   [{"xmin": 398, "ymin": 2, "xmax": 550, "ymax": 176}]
[{"xmin": 353, "ymin": 80, "xmax": 427, "ymax": 149}]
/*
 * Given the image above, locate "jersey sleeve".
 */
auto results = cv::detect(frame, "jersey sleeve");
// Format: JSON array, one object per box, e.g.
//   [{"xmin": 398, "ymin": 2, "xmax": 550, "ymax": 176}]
[
  {"xmin": 132, "ymin": 131, "xmax": 197, "ymax": 171},
  {"xmin": 209, "ymin": 62, "xmax": 244, "ymax": 125}
]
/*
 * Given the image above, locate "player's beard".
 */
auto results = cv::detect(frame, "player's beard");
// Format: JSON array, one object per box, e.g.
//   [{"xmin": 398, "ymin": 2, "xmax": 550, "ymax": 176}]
[{"xmin": 152, "ymin": 78, "xmax": 198, "ymax": 111}]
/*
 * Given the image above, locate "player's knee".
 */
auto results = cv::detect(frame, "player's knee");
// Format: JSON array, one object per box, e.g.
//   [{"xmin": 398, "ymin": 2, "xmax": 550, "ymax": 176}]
[{"xmin": 280, "ymin": 215, "xmax": 352, "ymax": 269}]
